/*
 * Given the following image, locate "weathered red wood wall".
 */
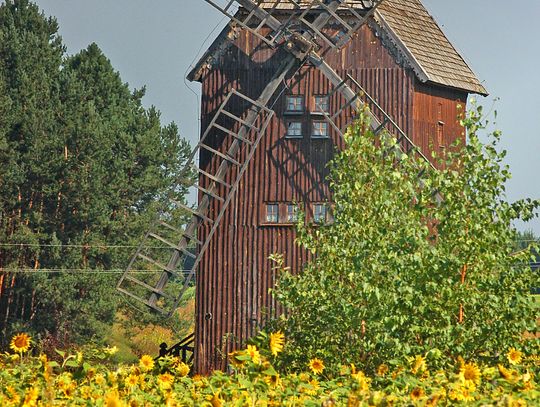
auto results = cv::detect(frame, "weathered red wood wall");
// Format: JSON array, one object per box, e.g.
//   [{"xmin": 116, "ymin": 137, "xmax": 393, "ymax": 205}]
[{"xmin": 193, "ymin": 21, "xmax": 468, "ymax": 373}]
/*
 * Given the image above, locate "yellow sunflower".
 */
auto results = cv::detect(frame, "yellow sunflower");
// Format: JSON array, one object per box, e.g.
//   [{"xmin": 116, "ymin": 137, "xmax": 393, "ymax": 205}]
[
  {"xmin": 269, "ymin": 331, "xmax": 285, "ymax": 356},
  {"xmin": 410, "ymin": 387, "xmax": 425, "ymax": 401},
  {"xmin": 139, "ymin": 354, "xmax": 155, "ymax": 372},
  {"xmin": 22, "ymin": 387, "xmax": 39, "ymax": 407},
  {"xmin": 228, "ymin": 350, "xmax": 246, "ymax": 369},
  {"xmin": 351, "ymin": 371, "xmax": 370, "ymax": 393},
  {"xmin": 158, "ymin": 372, "xmax": 175, "ymax": 389},
  {"xmin": 308, "ymin": 358, "xmax": 325, "ymax": 375},
  {"xmin": 176, "ymin": 362, "xmax": 190, "ymax": 377},
  {"xmin": 498, "ymin": 364, "xmax": 519, "ymax": 382},
  {"xmin": 246, "ymin": 345, "xmax": 261, "ymax": 364},
  {"xmin": 459, "ymin": 362, "xmax": 481, "ymax": 385},
  {"xmin": 507, "ymin": 348, "xmax": 523, "ymax": 365},
  {"xmin": 10, "ymin": 333, "xmax": 31, "ymax": 354},
  {"xmin": 105, "ymin": 391, "xmax": 122, "ymax": 407},
  {"xmin": 125, "ymin": 374, "xmax": 139, "ymax": 388},
  {"xmin": 376, "ymin": 364, "xmax": 389, "ymax": 376},
  {"xmin": 263, "ymin": 373, "xmax": 282, "ymax": 388},
  {"xmin": 209, "ymin": 391, "xmax": 223, "ymax": 407},
  {"xmin": 411, "ymin": 355, "xmax": 427, "ymax": 374},
  {"xmin": 5, "ymin": 385, "xmax": 20, "ymax": 404}
]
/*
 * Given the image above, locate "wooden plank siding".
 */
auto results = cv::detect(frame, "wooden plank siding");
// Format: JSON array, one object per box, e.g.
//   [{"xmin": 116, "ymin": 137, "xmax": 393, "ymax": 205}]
[
  {"xmin": 193, "ymin": 23, "xmax": 467, "ymax": 373},
  {"xmin": 412, "ymin": 82, "xmax": 468, "ymax": 165}
]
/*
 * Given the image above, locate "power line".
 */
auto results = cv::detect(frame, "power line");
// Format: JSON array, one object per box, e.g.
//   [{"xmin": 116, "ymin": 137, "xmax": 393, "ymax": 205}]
[
  {"xmin": 0, "ymin": 243, "xmax": 174, "ymax": 249},
  {"xmin": 1, "ymin": 268, "xmax": 191, "ymax": 274}
]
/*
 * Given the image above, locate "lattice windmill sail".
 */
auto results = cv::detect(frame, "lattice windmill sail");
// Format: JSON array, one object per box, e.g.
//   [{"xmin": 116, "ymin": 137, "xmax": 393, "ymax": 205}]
[
  {"xmin": 117, "ymin": 0, "xmax": 389, "ymax": 316},
  {"xmin": 117, "ymin": 0, "xmax": 487, "ymax": 371},
  {"xmin": 117, "ymin": 89, "xmax": 276, "ymax": 315}
]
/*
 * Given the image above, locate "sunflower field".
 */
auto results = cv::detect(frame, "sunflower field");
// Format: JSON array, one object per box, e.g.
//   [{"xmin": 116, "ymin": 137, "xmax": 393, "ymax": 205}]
[{"xmin": 1, "ymin": 331, "xmax": 539, "ymax": 406}]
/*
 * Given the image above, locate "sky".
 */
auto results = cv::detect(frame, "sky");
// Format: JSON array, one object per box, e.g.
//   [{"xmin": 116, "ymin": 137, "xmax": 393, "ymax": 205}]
[{"xmin": 29, "ymin": 0, "xmax": 540, "ymax": 234}]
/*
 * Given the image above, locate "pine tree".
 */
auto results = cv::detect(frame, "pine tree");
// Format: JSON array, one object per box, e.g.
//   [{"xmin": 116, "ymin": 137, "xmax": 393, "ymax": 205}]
[{"xmin": 0, "ymin": 0, "xmax": 191, "ymax": 346}]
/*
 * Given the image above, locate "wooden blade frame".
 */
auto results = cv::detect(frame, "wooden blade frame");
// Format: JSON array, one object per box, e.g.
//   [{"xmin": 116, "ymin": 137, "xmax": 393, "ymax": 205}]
[
  {"xmin": 297, "ymin": 0, "xmax": 384, "ymax": 49},
  {"xmin": 203, "ymin": 0, "xmax": 301, "ymax": 47},
  {"xmin": 119, "ymin": 0, "xmax": 438, "ymax": 317}
]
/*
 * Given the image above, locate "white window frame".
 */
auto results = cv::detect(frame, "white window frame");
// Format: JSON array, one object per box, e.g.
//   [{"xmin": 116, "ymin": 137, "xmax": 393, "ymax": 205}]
[
  {"xmin": 285, "ymin": 95, "xmax": 304, "ymax": 113},
  {"xmin": 312, "ymin": 121, "xmax": 329, "ymax": 139},
  {"xmin": 313, "ymin": 203, "xmax": 328, "ymax": 224},
  {"xmin": 286, "ymin": 121, "xmax": 303, "ymax": 138},
  {"xmin": 286, "ymin": 204, "xmax": 299, "ymax": 223},
  {"xmin": 314, "ymin": 95, "xmax": 329, "ymax": 113},
  {"xmin": 266, "ymin": 204, "xmax": 279, "ymax": 223}
]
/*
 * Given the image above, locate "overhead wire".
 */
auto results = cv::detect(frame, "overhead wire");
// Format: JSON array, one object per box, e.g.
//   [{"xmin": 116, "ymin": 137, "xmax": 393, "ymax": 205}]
[
  {"xmin": 1, "ymin": 269, "xmax": 190, "ymax": 274},
  {"xmin": 0, "ymin": 243, "xmax": 180, "ymax": 249}
]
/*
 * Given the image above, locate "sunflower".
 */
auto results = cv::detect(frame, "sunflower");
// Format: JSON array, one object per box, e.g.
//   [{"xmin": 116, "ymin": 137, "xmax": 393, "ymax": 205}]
[
  {"xmin": 176, "ymin": 362, "xmax": 190, "ymax": 377},
  {"xmin": 125, "ymin": 374, "xmax": 139, "ymax": 388},
  {"xmin": 351, "ymin": 371, "xmax": 370, "ymax": 393},
  {"xmin": 308, "ymin": 358, "xmax": 325, "ymax": 375},
  {"xmin": 459, "ymin": 362, "xmax": 481, "ymax": 385},
  {"xmin": 449, "ymin": 382, "xmax": 476, "ymax": 402},
  {"xmin": 263, "ymin": 373, "xmax": 282, "ymax": 388},
  {"xmin": 94, "ymin": 374, "xmax": 106, "ymax": 386},
  {"xmin": 158, "ymin": 373, "xmax": 175, "ymax": 389},
  {"xmin": 507, "ymin": 348, "xmax": 523, "ymax": 365},
  {"xmin": 269, "ymin": 331, "xmax": 285, "ymax": 356},
  {"xmin": 22, "ymin": 387, "xmax": 39, "ymax": 407},
  {"xmin": 228, "ymin": 350, "xmax": 246, "ymax": 369},
  {"xmin": 498, "ymin": 364, "xmax": 519, "ymax": 382},
  {"xmin": 105, "ymin": 391, "xmax": 122, "ymax": 407},
  {"xmin": 246, "ymin": 345, "xmax": 261, "ymax": 364},
  {"xmin": 304, "ymin": 379, "xmax": 320, "ymax": 396},
  {"xmin": 139, "ymin": 354, "xmax": 155, "ymax": 372},
  {"xmin": 10, "ymin": 333, "xmax": 31, "ymax": 354},
  {"xmin": 376, "ymin": 364, "xmax": 389, "ymax": 376},
  {"xmin": 411, "ymin": 355, "xmax": 427, "ymax": 374},
  {"xmin": 5, "ymin": 386, "xmax": 20, "ymax": 404},
  {"xmin": 410, "ymin": 387, "xmax": 425, "ymax": 401},
  {"xmin": 209, "ymin": 391, "xmax": 222, "ymax": 407}
]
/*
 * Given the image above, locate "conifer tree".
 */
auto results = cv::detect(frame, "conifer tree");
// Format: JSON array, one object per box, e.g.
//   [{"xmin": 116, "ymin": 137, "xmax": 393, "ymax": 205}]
[{"xmin": 0, "ymin": 0, "xmax": 191, "ymax": 346}]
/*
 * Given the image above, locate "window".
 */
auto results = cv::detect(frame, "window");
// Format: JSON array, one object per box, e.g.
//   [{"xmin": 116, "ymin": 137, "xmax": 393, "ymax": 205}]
[
  {"xmin": 312, "ymin": 121, "xmax": 329, "ymax": 138},
  {"xmin": 286, "ymin": 96, "xmax": 304, "ymax": 113},
  {"xmin": 437, "ymin": 122, "xmax": 444, "ymax": 147},
  {"xmin": 314, "ymin": 95, "xmax": 329, "ymax": 113},
  {"xmin": 313, "ymin": 204, "xmax": 328, "ymax": 224},
  {"xmin": 287, "ymin": 204, "xmax": 298, "ymax": 222},
  {"xmin": 286, "ymin": 121, "xmax": 303, "ymax": 138},
  {"xmin": 266, "ymin": 204, "xmax": 279, "ymax": 223}
]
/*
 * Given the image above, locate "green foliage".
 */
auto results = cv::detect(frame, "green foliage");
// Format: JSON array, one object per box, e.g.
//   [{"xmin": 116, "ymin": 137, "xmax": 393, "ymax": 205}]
[
  {"xmin": 273, "ymin": 105, "xmax": 540, "ymax": 375},
  {"xmin": 0, "ymin": 0, "xmax": 191, "ymax": 346}
]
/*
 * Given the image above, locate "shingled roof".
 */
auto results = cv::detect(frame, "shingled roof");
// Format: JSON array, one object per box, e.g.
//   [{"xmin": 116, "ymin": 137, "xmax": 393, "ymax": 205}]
[
  {"xmin": 377, "ymin": 0, "xmax": 487, "ymax": 95},
  {"xmin": 189, "ymin": 0, "xmax": 487, "ymax": 95}
]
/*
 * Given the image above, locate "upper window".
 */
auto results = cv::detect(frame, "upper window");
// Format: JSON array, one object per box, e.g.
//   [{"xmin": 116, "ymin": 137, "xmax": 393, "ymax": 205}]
[
  {"xmin": 286, "ymin": 121, "xmax": 303, "ymax": 138},
  {"xmin": 266, "ymin": 204, "xmax": 279, "ymax": 223},
  {"xmin": 287, "ymin": 204, "xmax": 299, "ymax": 223},
  {"xmin": 312, "ymin": 121, "xmax": 329, "ymax": 138},
  {"xmin": 314, "ymin": 95, "xmax": 329, "ymax": 113},
  {"xmin": 286, "ymin": 96, "xmax": 304, "ymax": 113},
  {"xmin": 437, "ymin": 122, "xmax": 444, "ymax": 147}
]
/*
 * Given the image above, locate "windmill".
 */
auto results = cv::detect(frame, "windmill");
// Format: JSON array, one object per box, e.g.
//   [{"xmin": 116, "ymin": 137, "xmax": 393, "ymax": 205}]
[{"xmin": 117, "ymin": 0, "xmax": 486, "ymax": 372}]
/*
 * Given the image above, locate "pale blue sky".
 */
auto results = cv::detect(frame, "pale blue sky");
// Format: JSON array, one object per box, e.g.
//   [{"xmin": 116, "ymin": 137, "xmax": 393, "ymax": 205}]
[{"xmin": 29, "ymin": 0, "xmax": 540, "ymax": 233}]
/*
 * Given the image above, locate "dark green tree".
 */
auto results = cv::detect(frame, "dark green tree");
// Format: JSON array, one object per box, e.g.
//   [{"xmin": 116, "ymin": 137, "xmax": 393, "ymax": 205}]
[{"xmin": 0, "ymin": 0, "xmax": 191, "ymax": 347}]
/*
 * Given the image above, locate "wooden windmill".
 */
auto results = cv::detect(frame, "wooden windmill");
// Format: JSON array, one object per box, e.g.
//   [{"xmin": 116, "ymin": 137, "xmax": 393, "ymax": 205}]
[{"xmin": 117, "ymin": 0, "xmax": 487, "ymax": 373}]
